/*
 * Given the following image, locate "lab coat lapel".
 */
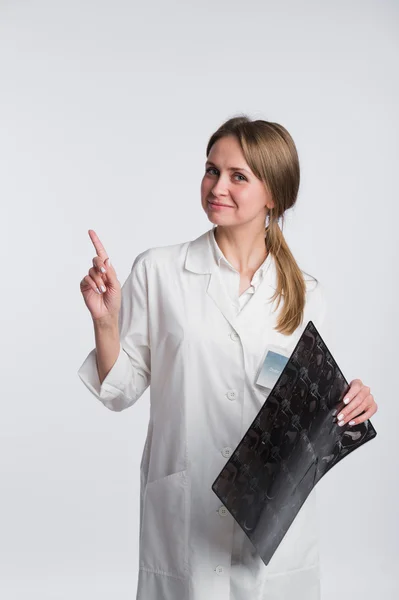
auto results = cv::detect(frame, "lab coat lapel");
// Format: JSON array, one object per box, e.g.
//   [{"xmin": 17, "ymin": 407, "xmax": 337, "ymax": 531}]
[
  {"xmin": 206, "ymin": 267, "xmax": 239, "ymax": 331},
  {"xmin": 184, "ymin": 228, "xmax": 239, "ymax": 331}
]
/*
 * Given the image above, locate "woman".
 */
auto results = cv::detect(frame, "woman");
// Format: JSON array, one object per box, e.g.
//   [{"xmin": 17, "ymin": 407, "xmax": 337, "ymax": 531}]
[{"xmin": 78, "ymin": 116, "xmax": 378, "ymax": 600}]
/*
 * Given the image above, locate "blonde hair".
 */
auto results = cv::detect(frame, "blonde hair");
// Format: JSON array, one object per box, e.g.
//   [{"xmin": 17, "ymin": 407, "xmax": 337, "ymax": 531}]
[{"xmin": 206, "ymin": 114, "xmax": 313, "ymax": 336}]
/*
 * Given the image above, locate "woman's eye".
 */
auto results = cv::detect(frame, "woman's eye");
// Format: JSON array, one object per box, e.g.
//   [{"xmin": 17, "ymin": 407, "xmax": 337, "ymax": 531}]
[{"xmin": 205, "ymin": 167, "xmax": 246, "ymax": 181}]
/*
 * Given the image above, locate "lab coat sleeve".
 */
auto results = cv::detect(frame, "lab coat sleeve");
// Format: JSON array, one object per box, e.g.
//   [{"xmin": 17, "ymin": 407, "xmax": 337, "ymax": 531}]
[{"xmin": 77, "ymin": 252, "xmax": 151, "ymax": 412}]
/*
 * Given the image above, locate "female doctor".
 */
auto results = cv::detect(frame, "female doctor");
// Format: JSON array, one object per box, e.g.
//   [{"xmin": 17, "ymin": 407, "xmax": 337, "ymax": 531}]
[{"xmin": 78, "ymin": 116, "xmax": 378, "ymax": 600}]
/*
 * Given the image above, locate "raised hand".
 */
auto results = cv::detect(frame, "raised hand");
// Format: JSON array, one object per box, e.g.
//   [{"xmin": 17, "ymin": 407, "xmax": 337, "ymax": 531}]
[{"xmin": 79, "ymin": 230, "xmax": 121, "ymax": 322}]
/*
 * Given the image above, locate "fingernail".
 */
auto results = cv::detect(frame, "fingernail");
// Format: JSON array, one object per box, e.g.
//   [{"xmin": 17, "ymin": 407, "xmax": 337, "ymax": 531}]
[
  {"xmin": 337, "ymin": 413, "xmax": 344, "ymax": 420},
  {"xmin": 100, "ymin": 267, "xmax": 106, "ymax": 273},
  {"xmin": 349, "ymin": 420, "xmax": 355, "ymax": 426},
  {"xmin": 96, "ymin": 287, "xmax": 102, "ymax": 294},
  {"xmin": 343, "ymin": 397, "xmax": 350, "ymax": 404},
  {"xmin": 100, "ymin": 285, "xmax": 106, "ymax": 293},
  {"xmin": 338, "ymin": 420, "xmax": 345, "ymax": 426}
]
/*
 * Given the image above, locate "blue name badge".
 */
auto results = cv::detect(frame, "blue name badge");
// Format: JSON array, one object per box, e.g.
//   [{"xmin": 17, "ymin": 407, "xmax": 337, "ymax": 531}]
[{"xmin": 256, "ymin": 346, "xmax": 290, "ymax": 392}]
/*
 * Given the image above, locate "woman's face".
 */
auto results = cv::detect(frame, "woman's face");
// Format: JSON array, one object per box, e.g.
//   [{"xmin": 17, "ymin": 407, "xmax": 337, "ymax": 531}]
[{"xmin": 200, "ymin": 135, "xmax": 274, "ymax": 227}]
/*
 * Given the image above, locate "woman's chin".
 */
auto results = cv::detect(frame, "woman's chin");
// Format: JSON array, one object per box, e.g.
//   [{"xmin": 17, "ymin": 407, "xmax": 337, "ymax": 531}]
[{"xmin": 207, "ymin": 213, "xmax": 226, "ymax": 225}]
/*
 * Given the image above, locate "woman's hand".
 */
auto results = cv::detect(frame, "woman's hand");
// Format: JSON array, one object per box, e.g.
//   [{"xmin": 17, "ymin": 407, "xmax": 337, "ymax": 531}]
[
  {"xmin": 335, "ymin": 379, "xmax": 378, "ymax": 426},
  {"xmin": 79, "ymin": 229, "xmax": 121, "ymax": 322}
]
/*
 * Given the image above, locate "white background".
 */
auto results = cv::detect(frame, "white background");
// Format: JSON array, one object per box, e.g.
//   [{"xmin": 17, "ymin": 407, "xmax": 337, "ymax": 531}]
[{"xmin": 0, "ymin": 0, "xmax": 397, "ymax": 597}]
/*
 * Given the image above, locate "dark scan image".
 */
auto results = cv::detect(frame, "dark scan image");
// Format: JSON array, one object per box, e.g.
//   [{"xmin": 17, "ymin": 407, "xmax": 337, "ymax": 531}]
[{"xmin": 212, "ymin": 320, "xmax": 377, "ymax": 566}]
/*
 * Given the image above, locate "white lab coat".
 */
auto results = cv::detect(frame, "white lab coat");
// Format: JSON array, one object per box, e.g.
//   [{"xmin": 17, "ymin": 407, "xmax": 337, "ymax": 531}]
[{"xmin": 77, "ymin": 227, "xmax": 326, "ymax": 600}]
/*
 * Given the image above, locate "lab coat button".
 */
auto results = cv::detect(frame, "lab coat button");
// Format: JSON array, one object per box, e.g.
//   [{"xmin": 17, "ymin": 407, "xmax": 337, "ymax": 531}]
[
  {"xmin": 226, "ymin": 389, "xmax": 237, "ymax": 400},
  {"xmin": 218, "ymin": 506, "xmax": 228, "ymax": 517},
  {"xmin": 221, "ymin": 446, "xmax": 233, "ymax": 458},
  {"xmin": 215, "ymin": 565, "xmax": 224, "ymax": 575},
  {"xmin": 230, "ymin": 332, "xmax": 239, "ymax": 341}
]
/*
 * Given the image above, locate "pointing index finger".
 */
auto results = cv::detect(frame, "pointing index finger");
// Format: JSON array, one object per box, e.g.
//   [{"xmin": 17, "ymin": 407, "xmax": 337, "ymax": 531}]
[{"xmin": 88, "ymin": 229, "xmax": 109, "ymax": 261}]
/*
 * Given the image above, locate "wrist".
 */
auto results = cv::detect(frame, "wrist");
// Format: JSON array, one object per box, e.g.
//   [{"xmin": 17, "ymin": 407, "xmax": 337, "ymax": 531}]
[{"xmin": 92, "ymin": 314, "xmax": 119, "ymax": 330}]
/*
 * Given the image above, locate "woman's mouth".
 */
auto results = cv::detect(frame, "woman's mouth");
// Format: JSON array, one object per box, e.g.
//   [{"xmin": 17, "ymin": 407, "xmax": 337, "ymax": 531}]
[{"xmin": 208, "ymin": 200, "xmax": 234, "ymax": 209}]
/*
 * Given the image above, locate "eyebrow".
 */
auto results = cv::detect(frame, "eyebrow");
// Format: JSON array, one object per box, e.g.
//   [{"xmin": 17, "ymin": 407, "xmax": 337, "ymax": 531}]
[{"xmin": 205, "ymin": 161, "xmax": 251, "ymax": 174}]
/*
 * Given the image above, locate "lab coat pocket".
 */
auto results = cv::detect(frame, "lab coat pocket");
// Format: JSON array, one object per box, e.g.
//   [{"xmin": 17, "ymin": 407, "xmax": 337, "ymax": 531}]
[{"xmin": 139, "ymin": 469, "xmax": 189, "ymax": 580}]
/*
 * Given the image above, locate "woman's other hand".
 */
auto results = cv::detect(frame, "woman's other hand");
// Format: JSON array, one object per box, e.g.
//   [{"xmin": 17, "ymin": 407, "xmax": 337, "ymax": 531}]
[{"xmin": 335, "ymin": 379, "xmax": 378, "ymax": 426}]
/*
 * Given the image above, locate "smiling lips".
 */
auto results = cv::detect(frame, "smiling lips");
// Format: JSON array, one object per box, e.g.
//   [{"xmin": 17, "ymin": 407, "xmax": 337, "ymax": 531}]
[{"xmin": 208, "ymin": 200, "xmax": 234, "ymax": 208}]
